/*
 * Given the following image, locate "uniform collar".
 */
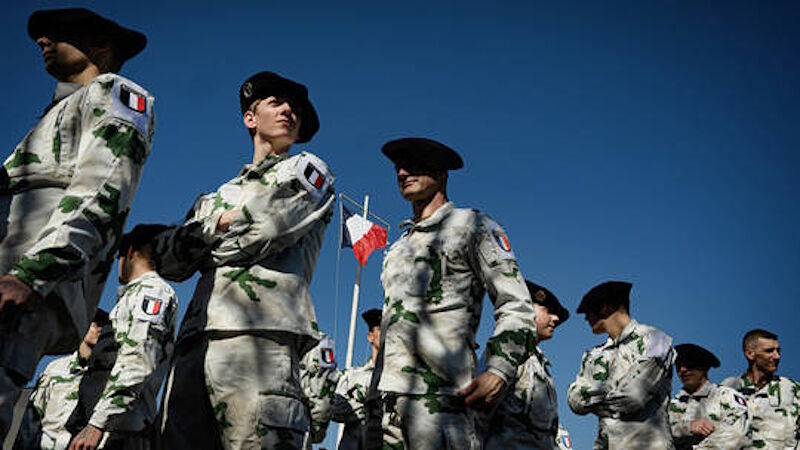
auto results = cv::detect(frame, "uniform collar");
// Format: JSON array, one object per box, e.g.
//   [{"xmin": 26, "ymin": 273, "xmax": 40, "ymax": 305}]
[
  {"xmin": 533, "ymin": 345, "xmax": 550, "ymax": 367},
  {"xmin": 402, "ymin": 201, "xmax": 454, "ymax": 233},
  {"xmin": 608, "ymin": 319, "xmax": 639, "ymax": 347},
  {"xmin": 53, "ymin": 81, "xmax": 82, "ymax": 104},
  {"xmin": 117, "ymin": 270, "xmax": 158, "ymax": 296},
  {"xmin": 678, "ymin": 380, "xmax": 714, "ymax": 400},
  {"xmin": 239, "ymin": 152, "xmax": 289, "ymax": 178}
]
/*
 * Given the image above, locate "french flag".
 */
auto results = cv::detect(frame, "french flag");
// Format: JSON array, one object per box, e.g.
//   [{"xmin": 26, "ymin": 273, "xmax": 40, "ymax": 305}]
[
  {"xmin": 342, "ymin": 205, "xmax": 387, "ymax": 266},
  {"xmin": 120, "ymin": 85, "xmax": 147, "ymax": 113}
]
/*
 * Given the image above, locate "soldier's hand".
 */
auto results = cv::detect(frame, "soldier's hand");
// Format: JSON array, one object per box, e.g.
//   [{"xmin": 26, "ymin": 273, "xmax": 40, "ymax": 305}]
[
  {"xmin": 68, "ymin": 424, "xmax": 103, "ymax": 450},
  {"xmin": 0, "ymin": 274, "xmax": 41, "ymax": 313},
  {"xmin": 216, "ymin": 209, "xmax": 239, "ymax": 232},
  {"xmin": 458, "ymin": 371, "xmax": 506, "ymax": 410},
  {"xmin": 689, "ymin": 419, "xmax": 715, "ymax": 437}
]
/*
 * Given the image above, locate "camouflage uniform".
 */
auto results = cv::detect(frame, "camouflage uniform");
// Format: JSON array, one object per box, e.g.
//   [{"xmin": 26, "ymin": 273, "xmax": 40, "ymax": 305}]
[
  {"xmin": 155, "ymin": 151, "xmax": 334, "ymax": 450},
  {"xmin": 556, "ymin": 425, "xmax": 574, "ymax": 450},
  {"xmin": 17, "ymin": 352, "xmax": 87, "ymax": 449},
  {"xmin": 721, "ymin": 374, "xmax": 800, "ymax": 449},
  {"xmin": 567, "ymin": 319, "xmax": 676, "ymax": 450},
  {"xmin": 333, "ymin": 360, "xmax": 374, "ymax": 450},
  {"xmin": 668, "ymin": 381, "xmax": 750, "ymax": 449},
  {"xmin": 0, "ymin": 75, "xmax": 154, "ymax": 432},
  {"xmin": 300, "ymin": 335, "xmax": 339, "ymax": 448},
  {"xmin": 484, "ymin": 346, "xmax": 559, "ymax": 450},
  {"xmin": 377, "ymin": 202, "xmax": 537, "ymax": 449},
  {"xmin": 81, "ymin": 271, "xmax": 176, "ymax": 445}
]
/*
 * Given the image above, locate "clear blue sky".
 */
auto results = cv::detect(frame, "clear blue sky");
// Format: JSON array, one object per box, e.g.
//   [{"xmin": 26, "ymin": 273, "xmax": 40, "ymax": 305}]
[{"xmin": 2, "ymin": 1, "xmax": 799, "ymax": 448}]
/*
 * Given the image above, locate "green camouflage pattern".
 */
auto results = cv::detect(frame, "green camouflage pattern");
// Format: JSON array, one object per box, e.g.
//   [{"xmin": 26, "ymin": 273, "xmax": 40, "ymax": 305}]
[
  {"xmin": 299, "ymin": 335, "xmax": 339, "ymax": 445},
  {"xmin": 0, "ymin": 75, "xmax": 155, "ymax": 354},
  {"xmin": 88, "ymin": 271, "xmax": 177, "ymax": 432},
  {"xmin": 721, "ymin": 373, "xmax": 800, "ymax": 449},
  {"xmin": 378, "ymin": 203, "xmax": 536, "ymax": 397},
  {"xmin": 485, "ymin": 346, "xmax": 559, "ymax": 449},
  {"xmin": 333, "ymin": 360, "xmax": 375, "ymax": 450},
  {"xmin": 567, "ymin": 320, "xmax": 676, "ymax": 450},
  {"xmin": 669, "ymin": 381, "xmax": 751, "ymax": 449},
  {"xmin": 381, "ymin": 394, "xmax": 480, "ymax": 450},
  {"xmin": 152, "ymin": 151, "xmax": 334, "ymax": 353},
  {"xmin": 26, "ymin": 352, "xmax": 87, "ymax": 449}
]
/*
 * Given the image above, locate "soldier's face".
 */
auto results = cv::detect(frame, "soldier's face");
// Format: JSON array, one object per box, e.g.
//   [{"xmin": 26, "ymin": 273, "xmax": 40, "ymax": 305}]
[
  {"xmin": 367, "ymin": 325, "xmax": 381, "ymax": 351},
  {"xmin": 35, "ymin": 36, "xmax": 93, "ymax": 81},
  {"xmin": 534, "ymin": 303, "xmax": 560, "ymax": 341},
  {"xmin": 747, "ymin": 337, "xmax": 781, "ymax": 375},
  {"xmin": 243, "ymin": 96, "xmax": 301, "ymax": 152},
  {"xmin": 676, "ymin": 362, "xmax": 708, "ymax": 393},
  {"xmin": 395, "ymin": 165, "xmax": 445, "ymax": 202}
]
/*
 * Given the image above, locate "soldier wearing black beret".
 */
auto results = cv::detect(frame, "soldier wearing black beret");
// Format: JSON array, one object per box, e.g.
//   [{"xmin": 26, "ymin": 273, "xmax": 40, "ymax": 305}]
[
  {"xmin": 485, "ymin": 280, "xmax": 572, "ymax": 449},
  {"xmin": 374, "ymin": 137, "xmax": 536, "ymax": 449},
  {"xmin": 668, "ymin": 343, "xmax": 750, "ymax": 449},
  {"xmin": 0, "ymin": 8, "xmax": 154, "ymax": 437}
]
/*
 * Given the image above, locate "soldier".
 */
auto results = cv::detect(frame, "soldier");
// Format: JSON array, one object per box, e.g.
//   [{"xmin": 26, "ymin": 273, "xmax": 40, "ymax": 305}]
[
  {"xmin": 14, "ymin": 310, "xmax": 109, "ymax": 450},
  {"xmin": 333, "ymin": 308, "xmax": 382, "ymax": 450},
  {"xmin": 300, "ymin": 334, "xmax": 339, "ymax": 449},
  {"xmin": 668, "ymin": 343, "xmax": 750, "ymax": 449},
  {"xmin": 484, "ymin": 281, "xmax": 569, "ymax": 450},
  {"xmin": 567, "ymin": 281, "xmax": 676, "ymax": 450},
  {"xmin": 63, "ymin": 224, "xmax": 177, "ymax": 449},
  {"xmin": 155, "ymin": 71, "xmax": 334, "ymax": 449},
  {"xmin": 0, "ymin": 8, "xmax": 155, "ymax": 434},
  {"xmin": 375, "ymin": 137, "xmax": 537, "ymax": 449},
  {"xmin": 721, "ymin": 329, "xmax": 800, "ymax": 449}
]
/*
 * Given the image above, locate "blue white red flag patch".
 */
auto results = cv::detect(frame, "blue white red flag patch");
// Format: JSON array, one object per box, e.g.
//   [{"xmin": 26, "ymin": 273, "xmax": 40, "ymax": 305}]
[
  {"xmin": 317, "ymin": 336, "xmax": 336, "ymax": 369},
  {"xmin": 561, "ymin": 435, "xmax": 572, "ymax": 448},
  {"xmin": 120, "ymin": 85, "xmax": 147, "ymax": 113},
  {"xmin": 482, "ymin": 217, "xmax": 515, "ymax": 259},
  {"xmin": 734, "ymin": 392, "xmax": 748, "ymax": 409},
  {"xmin": 295, "ymin": 153, "xmax": 331, "ymax": 200},
  {"xmin": 134, "ymin": 294, "xmax": 167, "ymax": 323}
]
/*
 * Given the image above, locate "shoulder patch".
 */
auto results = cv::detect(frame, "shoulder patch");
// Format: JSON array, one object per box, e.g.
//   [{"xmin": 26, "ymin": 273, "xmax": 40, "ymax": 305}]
[
  {"xmin": 295, "ymin": 152, "xmax": 332, "ymax": 200},
  {"xmin": 645, "ymin": 329, "xmax": 672, "ymax": 360},
  {"xmin": 317, "ymin": 336, "xmax": 336, "ymax": 369},
  {"xmin": 108, "ymin": 76, "xmax": 153, "ymax": 137},
  {"xmin": 481, "ymin": 215, "xmax": 516, "ymax": 260},
  {"xmin": 133, "ymin": 289, "xmax": 169, "ymax": 323},
  {"xmin": 732, "ymin": 391, "xmax": 748, "ymax": 409}
]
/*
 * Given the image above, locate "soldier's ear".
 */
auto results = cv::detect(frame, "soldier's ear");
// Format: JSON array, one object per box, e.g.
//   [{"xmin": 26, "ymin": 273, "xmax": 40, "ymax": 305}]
[{"xmin": 243, "ymin": 110, "xmax": 257, "ymax": 131}]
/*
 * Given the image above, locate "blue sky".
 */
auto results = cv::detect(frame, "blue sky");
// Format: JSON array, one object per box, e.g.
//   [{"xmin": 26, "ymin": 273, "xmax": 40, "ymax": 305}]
[{"xmin": 2, "ymin": 1, "xmax": 799, "ymax": 447}]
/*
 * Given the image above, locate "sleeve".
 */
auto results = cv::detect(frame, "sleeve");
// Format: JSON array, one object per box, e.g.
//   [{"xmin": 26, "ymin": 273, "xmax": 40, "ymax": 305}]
[
  {"xmin": 151, "ymin": 194, "xmax": 221, "ymax": 281},
  {"xmin": 567, "ymin": 349, "xmax": 612, "ymax": 416},
  {"xmin": 473, "ymin": 214, "xmax": 537, "ymax": 384},
  {"xmin": 602, "ymin": 329, "xmax": 675, "ymax": 415},
  {"xmin": 299, "ymin": 337, "xmax": 340, "ymax": 444},
  {"xmin": 695, "ymin": 389, "xmax": 751, "ymax": 450},
  {"xmin": 210, "ymin": 153, "xmax": 335, "ymax": 266},
  {"xmin": 668, "ymin": 398, "xmax": 694, "ymax": 444},
  {"xmin": 332, "ymin": 370, "xmax": 359, "ymax": 424},
  {"xmin": 88, "ymin": 285, "xmax": 177, "ymax": 429},
  {"xmin": 8, "ymin": 76, "xmax": 154, "ymax": 295}
]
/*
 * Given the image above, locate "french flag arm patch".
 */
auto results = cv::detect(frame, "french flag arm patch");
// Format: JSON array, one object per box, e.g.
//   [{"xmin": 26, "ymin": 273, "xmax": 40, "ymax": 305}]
[
  {"xmin": 133, "ymin": 293, "xmax": 169, "ymax": 323},
  {"xmin": 108, "ymin": 76, "xmax": 152, "ymax": 137},
  {"xmin": 479, "ymin": 216, "xmax": 516, "ymax": 260},
  {"xmin": 295, "ymin": 152, "xmax": 332, "ymax": 200},
  {"xmin": 120, "ymin": 85, "xmax": 147, "ymax": 113},
  {"xmin": 733, "ymin": 392, "xmax": 748, "ymax": 409},
  {"xmin": 317, "ymin": 336, "xmax": 336, "ymax": 369}
]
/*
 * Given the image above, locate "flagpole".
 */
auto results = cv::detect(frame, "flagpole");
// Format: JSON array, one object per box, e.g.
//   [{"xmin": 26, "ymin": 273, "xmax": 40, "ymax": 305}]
[{"xmin": 338, "ymin": 195, "xmax": 369, "ymax": 446}]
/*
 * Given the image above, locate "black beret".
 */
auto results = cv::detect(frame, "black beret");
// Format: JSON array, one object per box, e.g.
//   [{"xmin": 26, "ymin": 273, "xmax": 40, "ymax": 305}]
[
  {"xmin": 577, "ymin": 281, "xmax": 632, "ymax": 314},
  {"xmin": 28, "ymin": 8, "xmax": 147, "ymax": 63},
  {"xmin": 361, "ymin": 308, "xmax": 382, "ymax": 329},
  {"xmin": 119, "ymin": 224, "xmax": 170, "ymax": 257},
  {"xmin": 382, "ymin": 137, "xmax": 464, "ymax": 172},
  {"xmin": 92, "ymin": 308, "xmax": 110, "ymax": 327},
  {"xmin": 525, "ymin": 280, "xmax": 569, "ymax": 326},
  {"xmin": 239, "ymin": 71, "xmax": 319, "ymax": 144},
  {"xmin": 675, "ymin": 343, "xmax": 720, "ymax": 369}
]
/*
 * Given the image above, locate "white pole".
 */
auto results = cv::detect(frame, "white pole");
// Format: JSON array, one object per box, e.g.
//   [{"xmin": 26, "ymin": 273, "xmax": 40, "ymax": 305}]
[{"xmin": 337, "ymin": 195, "xmax": 369, "ymax": 446}]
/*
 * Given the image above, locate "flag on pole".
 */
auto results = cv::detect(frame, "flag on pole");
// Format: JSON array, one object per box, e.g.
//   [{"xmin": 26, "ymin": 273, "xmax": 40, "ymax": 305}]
[{"xmin": 342, "ymin": 205, "xmax": 387, "ymax": 266}]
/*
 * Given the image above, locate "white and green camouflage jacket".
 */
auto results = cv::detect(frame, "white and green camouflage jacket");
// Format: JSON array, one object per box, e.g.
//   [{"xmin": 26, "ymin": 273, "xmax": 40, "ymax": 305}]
[
  {"xmin": 1, "ymin": 74, "xmax": 154, "ymax": 354},
  {"xmin": 25, "ymin": 352, "xmax": 88, "ymax": 450},
  {"xmin": 377, "ymin": 202, "xmax": 537, "ymax": 399},
  {"xmin": 300, "ymin": 335, "xmax": 339, "ymax": 445},
  {"xmin": 721, "ymin": 373, "xmax": 800, "ymax": 449},
  {"xmin": 88, "ymin": 271, "xmax": 177, "ymax": 432},
  {"xmin": 333, "ymin": 359, "xmax": 374, "ymax": 450},
  {"xmin": 567, "ymin": 319, "xmax": 676, "ymax": 450},
  {"xmin": 556, "ymin": 425, "xmax": 574, "ymax": 450},
  {"xmin": 485, "ymin": 346, "xmax": 559, "ymax": 449},
  {"xmin": 668, "ymin": 380, "xmax": 751, "ymax": 450},
  {"xmin": 152, "ymin": 152, "xmax": 334, "ymax": 353}
]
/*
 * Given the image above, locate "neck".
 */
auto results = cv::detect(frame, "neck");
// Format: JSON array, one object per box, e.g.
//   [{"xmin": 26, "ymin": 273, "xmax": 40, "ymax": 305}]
[
  {"xmin": 684, "ymin": 378, "xmax": 708, "ymax": 394},
  {"xmin": 124, "ymin": 261, "xmax": 154, "ymax": 284},
  {"xmin": 78, "ymin": 341, "xmax": 92, "ymax": 361},
  {"xmin": 371, "ymin": 345, "xmax": 379, "ymax": 364},
  {"xmin": 746, "ymin": 366, "xmax": 773, "ymax": 388},
  {"xmin": 412, "ymin": 192, "xmax": 448, "ymax": 222},
  {"xmin": 63, "ymin": 64, "xmax": 101, "ymax": 86},
  {"xmin": 252, "ymin": 138, "xmax": 290, "ymax": 166},
  {"xmin": 605, "ymin": 311, "xmax": 631, "ymax": 340}
]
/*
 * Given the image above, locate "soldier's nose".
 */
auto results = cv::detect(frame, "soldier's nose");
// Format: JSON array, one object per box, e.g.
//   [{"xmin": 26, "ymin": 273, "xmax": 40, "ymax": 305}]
[{"xmin": 35, "ymin": 36, "xmax": 53, "ymax": 49}]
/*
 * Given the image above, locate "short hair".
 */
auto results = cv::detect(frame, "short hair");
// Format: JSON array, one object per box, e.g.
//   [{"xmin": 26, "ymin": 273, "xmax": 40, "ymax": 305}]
[
  {"xmin": 743, "ymin": 328, "xmax": 778, "ymax": 351},
  {"xmin": 119, "ymin": 223, "xmax": 169, "ymax": 261}
]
